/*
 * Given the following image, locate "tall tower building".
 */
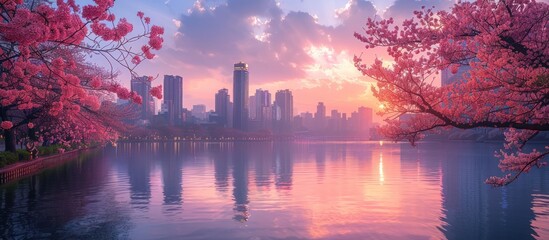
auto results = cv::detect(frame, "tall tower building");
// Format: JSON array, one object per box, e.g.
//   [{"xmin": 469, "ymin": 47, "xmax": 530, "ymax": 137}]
[
  {"xmin": 233, "ymin": 62, "xmax": 249, "ymax": 131},
  {"xmin": 315, "ymin": 102, "xmax": 326, "ymax": 119},
  {"xmin": 274, "ymin": 89, "xmax": 293, "ymax": 132},
  {"xmin": 163, "ymin": 75, "xmax": 183, "ymax": 125},
  {"xmin": 314, "ymin": 102, "xmax": 326, "ymax": 130},
  {"xmin": 249, "ymin": 95, "xmax": 256, "ymax": 119},
  {"xmin": 131, "ymin": 76, "xmax": 154, "ymax": 120},
  {"xmin": 357, "ymin": 106, "xmax": 373, "ymax": 132},
  {"xmin": 215, "ymin": 88, "xmax": 230, "ymax": 127},
  {"xmin": 254, "ymin": 89, "xmax": 271, "ymax": 122}
]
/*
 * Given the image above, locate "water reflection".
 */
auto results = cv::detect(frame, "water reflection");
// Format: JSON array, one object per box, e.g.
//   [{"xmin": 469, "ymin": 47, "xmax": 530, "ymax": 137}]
[
  {"xmin": 1, "ymin": 141, "xmax": 549, "ymax": 239},
  {"xmin": 213, "ymin": 144, "xmax": 230, "ymax": 192},
  {"xmin": 275, "ymin": 142, "xmax": 293, "ymax": 190},
  {"xmin": 0, "ymin": 152, "xmax": 132, "ymax": 239},
  {"xmin": 126, "ymin": 144, "xmax": 152, "ymax": 208},
  {"xmin": 436, "ymin": 142, "xmax": 539, "ymax": 239},
  {"xmin": 232, "ymin": 143, "xmax": 250, "ymax": 222},
  {"xmin": 160, "ymin": 143, "xmax": 183, "ymax": 205}
]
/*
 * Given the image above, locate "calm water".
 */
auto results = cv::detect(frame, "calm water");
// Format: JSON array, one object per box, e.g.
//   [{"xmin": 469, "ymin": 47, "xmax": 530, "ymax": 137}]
[{"xmin": 1, "ymin": 141, "xmax": 549, "ymax": 239}]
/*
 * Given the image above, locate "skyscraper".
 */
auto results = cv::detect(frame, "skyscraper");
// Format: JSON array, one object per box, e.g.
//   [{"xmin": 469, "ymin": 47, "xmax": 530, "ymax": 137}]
[
  {"xmin": 233, "ymin": 62, "xmax": 249, "ymax": 131},
  {"xmin": 254, "ymin": 89, "xmax": 271, "ymax": 122},
  {"xmin": 163, "ymin": 75, "xmax": 183, "ymax": 125},
  {"xmin": 191, "ymin": 104, "xmax": 207, "ymax": 120},
  {"xmin": 315, "ymin": 102, "xmax": 326, "ymax": 119},
  {"xmin": 249, "ymin": 95, "xmax": 256, "ymax": 120},
  {"xmin": 274, "ymin": 89, "xmax": 293, "ymax": 132},
  {"xmin": 131, "ymin": 76, "xmax": 154, "ymax": 120},
  {"xmin": 314, "ymin": 102, "xmax": 326, "ymax": 130},
  {"xmin": 357, "ymin": 106, "xmax": 373, "ymax": 132},
  {"xmin": 215, "ymin": 88, "xmax": 230, "ymax": 127}
]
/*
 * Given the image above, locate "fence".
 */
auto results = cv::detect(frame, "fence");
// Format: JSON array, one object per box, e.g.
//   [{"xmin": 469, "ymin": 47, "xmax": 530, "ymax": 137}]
[{"xmin": 0, "ymin": 148, "xmax": 95, "ymax": 184}]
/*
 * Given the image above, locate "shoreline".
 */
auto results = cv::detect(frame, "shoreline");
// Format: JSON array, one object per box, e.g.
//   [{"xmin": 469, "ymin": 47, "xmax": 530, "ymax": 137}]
[{"xmin": 0, "ymin": 147, "xmax": 98, "ymax": 185}]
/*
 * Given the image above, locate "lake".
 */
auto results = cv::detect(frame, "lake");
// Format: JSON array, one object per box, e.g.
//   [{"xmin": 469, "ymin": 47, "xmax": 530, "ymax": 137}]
[{"xmin": 1, "ymin": 141, "xmax": 549, "ymax": 239}]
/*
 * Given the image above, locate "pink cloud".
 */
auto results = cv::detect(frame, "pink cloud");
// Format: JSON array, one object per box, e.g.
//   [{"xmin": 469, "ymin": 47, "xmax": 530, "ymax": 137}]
[{"xmin": 135, "ymin": 0, "xmax": 457, "ymax": 112}]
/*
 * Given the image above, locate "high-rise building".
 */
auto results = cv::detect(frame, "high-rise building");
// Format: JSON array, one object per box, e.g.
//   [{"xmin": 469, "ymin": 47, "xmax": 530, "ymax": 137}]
[
  {"xmin": 228, "ymin": 101, "xmax": 234, "ymax": 128},
  {"xmin": 233, "ymin": 62, "xmax": 249, "ymax": 131},
  {"xmin": 191, "ymin": 104, "xmax": 207, "ymax": 120},
  {"xmin": 249, "ymin": 95, "xmax": 256, "ymax": 120},
  {"xmin": 314, "ymin": 102, "xmax": 326, "ymax": 130},
  {"xmin": 215, "ymin": 88, "xmax": 230, "ymax": 127},
  {"xmin": 273, "ymin": 89, "xmax": 293, "ymax": 132},
  {"xmin": 329, "ymin": 109, "xmax": 342, "ymax": 132},
  {"xmin": 163, "ymin": 75, "xmax": 183, "ymax": 125},
  {"xmin": 250, "ymin": 89, "xmax": 273, "ymax": 130},
  {"xmin": 300, "ymin": 112, "xmax": 314, "ymax": 130},
  {"xmin": 254, "ymin": 89, "xmax": 271, "ymax": 119},
  {"xmin": 357, "ymin": 106, "xmax": 373, "ymax": 132},
  {"xmin": 131, "ymin": 76, "xmax": 154, "ymax": 120},
  {"xmin": 315, "ymin": 102, "xmax": 326, "ymax": 119}
]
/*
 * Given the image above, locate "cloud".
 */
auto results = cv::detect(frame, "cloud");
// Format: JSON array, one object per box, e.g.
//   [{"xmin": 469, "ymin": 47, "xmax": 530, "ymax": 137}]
[
  {"xmin": 173, "ymin": 0, "xmax": 324, "ymax": 84},
  {"xmin": 332, "ymin": 0, "xmax": 378, "ymax": 53},
  {"xmin": 163, "ymin": 0, "xmax": 457, "ymax": 110}
]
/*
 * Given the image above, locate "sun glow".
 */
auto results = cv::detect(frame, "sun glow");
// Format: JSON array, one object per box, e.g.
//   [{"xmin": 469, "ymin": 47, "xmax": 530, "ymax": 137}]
[{"xmin": 379, "ymin": 153, "xmax": 384, "ymax": 184}]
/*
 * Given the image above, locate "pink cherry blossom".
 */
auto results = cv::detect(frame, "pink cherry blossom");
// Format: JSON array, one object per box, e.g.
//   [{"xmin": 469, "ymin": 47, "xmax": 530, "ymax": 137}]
[
  {"xmin": 0, "ymin": 0, "xmax": 164, "ymax": 152},
  {"xmin": 150, "ymin": 85, "xmax": 163, "ymax": 99},
  {"xmin": 354, "ymin": 0, "xmax": 548, "ymax": 186},
  {"xmin": 1, "ymin": 121, "xmax": 13, "ymax": 130}
]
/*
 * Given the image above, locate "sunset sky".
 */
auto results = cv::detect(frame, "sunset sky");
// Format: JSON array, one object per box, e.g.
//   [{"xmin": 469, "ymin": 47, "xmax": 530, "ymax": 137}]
[{"xmin": 106, "ymin": 0, "xmax": 458, "ymax": 116}]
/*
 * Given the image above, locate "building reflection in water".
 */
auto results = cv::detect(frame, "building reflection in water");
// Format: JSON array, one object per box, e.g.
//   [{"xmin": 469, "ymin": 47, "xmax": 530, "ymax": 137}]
[
  {"xmin": 435, "ymin": 142, "xmax": 542, "ymax": 240},
  {"xmin": 232, "ymin": 142, "xmax": 250, "ymax": 222},
  {"xmin": 126, "ymin": 143, "xmax": 152, "ymax": 208},
  {"xmin": 314, "ymin": 144, "xmax": 326, "ymax": 182},
  {"xmin": 4, "ymin": 141, "xmax": 549, "ymax": 239},
  {"xmin": 275, "ymin": 142, "xmax": 293, "ymax": 190},
  {"xmin": 213, "ymin": 143, "xmax": 231, "ymax": 192},
  {"xmin": 160, "ymin": 142, "xmax": 183, "ymax": 205},
  {"xmin": 254, "ymin": 143, "xmax": 273, "ymax": 189}
]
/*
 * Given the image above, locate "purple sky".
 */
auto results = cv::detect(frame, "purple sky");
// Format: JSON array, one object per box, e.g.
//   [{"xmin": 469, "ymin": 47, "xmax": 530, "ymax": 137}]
[{"xmin": 101, "ymin": 0, "xmax": 459, "ymax": 116}]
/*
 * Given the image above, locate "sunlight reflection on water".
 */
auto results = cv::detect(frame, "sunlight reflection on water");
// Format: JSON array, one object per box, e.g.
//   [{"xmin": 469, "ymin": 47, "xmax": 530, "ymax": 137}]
[{"xmin": 1, "ymin": 141, "xmax": 549, "ymax": 239}]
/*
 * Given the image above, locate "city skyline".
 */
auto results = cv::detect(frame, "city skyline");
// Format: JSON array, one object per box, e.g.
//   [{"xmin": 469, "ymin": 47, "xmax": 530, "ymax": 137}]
[
  {"xmin": 1, "ymin": 0, "xmax": 547, "ymax": 238},
  {"xmin": 128, "ymin": 61, "xmax": 374, "ymax": 134},
  {"xmin": 100, "ymin": 0, "xmax": 470, "ymax": 118}
]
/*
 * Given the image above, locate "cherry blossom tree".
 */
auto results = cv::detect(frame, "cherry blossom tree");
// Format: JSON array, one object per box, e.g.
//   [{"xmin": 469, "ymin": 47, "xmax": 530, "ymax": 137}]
[
  {"xmin": 354, "ymin": 0, "xmax": 548, "ymax": 186},
  {"xmin": 0, "ymin": 0, "xmax": 164, "ymax": 152}
]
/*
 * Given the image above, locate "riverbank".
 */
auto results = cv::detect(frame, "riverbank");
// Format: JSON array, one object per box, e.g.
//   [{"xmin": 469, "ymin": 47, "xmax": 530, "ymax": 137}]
[{"xmin": 0, "ymin": 147, "xmax": 97, "ymax": 185}]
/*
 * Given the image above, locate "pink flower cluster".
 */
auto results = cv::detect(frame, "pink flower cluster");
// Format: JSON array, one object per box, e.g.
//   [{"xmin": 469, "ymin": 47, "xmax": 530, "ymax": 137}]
[
  {"xmin": 90, "ymin": 76, "xmax": 102, "ymax": 89},
  {"xmin": 107, "ymin": 84, "xmax": 143, "ymax": 104},
  {"xmin": 90, "ymin": 18, "xmax": 133, "ymax": 41},
  {"xmin": 150, "ymin": 85, "xmax": 163, "ymax": 99},
  {"xmin": 1, "ymin": 121, "xmax": 13, "ymax": 130},
  {"xmin": 0, "ymin": 0, "xmax": 166, "ymax": 151},
  {"xmin": 353, "ymin": 0, "xmax": 549, "ymax": 185}
]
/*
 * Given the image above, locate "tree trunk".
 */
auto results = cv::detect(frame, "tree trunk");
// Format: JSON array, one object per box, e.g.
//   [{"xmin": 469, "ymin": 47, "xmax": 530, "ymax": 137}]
[
  {"xmin": 1, "ymin": 107, "xmax": 16, "ymax": 152},
  {"xmin": 4, "ymin": 128, "xmax": 16, "ymax": 152}
]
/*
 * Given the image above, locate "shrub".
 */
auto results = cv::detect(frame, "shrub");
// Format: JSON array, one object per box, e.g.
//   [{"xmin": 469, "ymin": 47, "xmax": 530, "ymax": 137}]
[
  {"xmin": 16, "ymin": 149, "xmax": 31, "ymax": 161},
  {"xmin": 38, "ymin": 144, "xmax": 65, "ymax": 156},
  {"xmin": 0, "ymin": 152, "xmax": 18, "ymax": 166},
  {"xmin": 38, "ymin": 146, "xmax": 49, "ymax": 155}
]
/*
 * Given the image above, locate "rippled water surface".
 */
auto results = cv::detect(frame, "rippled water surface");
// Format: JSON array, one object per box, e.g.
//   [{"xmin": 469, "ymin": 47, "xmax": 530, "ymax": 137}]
[{"xmin": 1, "ymin": 141, "xmax": 549, "ymax": 239}]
